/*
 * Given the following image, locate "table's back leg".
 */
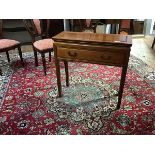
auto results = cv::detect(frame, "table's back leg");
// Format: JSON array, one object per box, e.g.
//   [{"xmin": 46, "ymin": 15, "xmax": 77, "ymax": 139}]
[
  {"xmin": 54, "ymin": 44, "xmax": 62, "ymax": 97},
  {"xmin": 64, "ymin": 60, "xmax": 69, "ymax": 87}
]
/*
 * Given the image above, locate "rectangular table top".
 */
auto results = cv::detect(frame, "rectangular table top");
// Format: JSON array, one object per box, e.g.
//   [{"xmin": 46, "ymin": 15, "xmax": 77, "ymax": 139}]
[{"xmin": 52, "ymin": 31, "xmax": 132, "ymax": 47}]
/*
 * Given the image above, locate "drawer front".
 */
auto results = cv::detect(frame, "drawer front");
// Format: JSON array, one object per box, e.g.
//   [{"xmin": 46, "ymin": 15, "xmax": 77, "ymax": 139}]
[{"xmin": 57, "ymin": 47, "xmax": 125, "ymax": 65}]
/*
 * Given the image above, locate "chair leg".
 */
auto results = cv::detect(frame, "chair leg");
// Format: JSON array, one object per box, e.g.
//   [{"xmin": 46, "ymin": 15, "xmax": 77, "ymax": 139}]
[
  {"xmin": 41, "ymin": 53, "xmax": 47, "ymax": 76},
  {"xmin": 151, "ymin": 37, "xmax": 155, "ymax": 49},
  {"xmin": 0, "ymin": 68, "xmax": 2, "ymax": 75},
  {"xmin": 49, "ymin": 51, "xmax": 51, "ymax": 62},
  {"xmin": 6, "ymin": 51, "xmax": 10, "ymax": 62},
  {"xmin": 17, "ymin": 46, "xmax": 24, "ymax": 66},
  {"xmin": 33, "ymin": 49, "xmax": 38, "ymax": 66}
]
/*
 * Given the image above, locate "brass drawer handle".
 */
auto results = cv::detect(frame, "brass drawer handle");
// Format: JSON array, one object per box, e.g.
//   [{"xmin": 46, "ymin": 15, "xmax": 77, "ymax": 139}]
[
  {"xmin": 68, "ymin": 51, "xmax": 77, "ymax": 57},
  {"xmin": 100, "ymin": 55, "xmax": 111, "ymax": 60}
]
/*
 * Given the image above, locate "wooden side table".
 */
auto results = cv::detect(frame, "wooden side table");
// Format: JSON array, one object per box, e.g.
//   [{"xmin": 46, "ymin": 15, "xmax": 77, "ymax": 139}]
[{"xmin": 52, "ymin": 31, "xmax": 132, "ymax": 110}]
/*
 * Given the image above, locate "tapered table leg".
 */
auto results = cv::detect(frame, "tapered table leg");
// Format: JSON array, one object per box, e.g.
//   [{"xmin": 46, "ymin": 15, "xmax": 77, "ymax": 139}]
[
  {"xmin": 64, "ymin": 60, "xmax": 69, "ymax": 87},
  {"xmin": 55, "ymin": 58, "xmax": 62, "ymax": 97},
  {"xmin": 117, "ymin": 65, "xmax": 128, "ymax": 110}
]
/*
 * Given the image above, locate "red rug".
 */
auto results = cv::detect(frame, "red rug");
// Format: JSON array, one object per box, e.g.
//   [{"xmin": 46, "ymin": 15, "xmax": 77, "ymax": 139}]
[{"xmin": 0, "ymin": 52, "xmax": 155, "ymax": 135}]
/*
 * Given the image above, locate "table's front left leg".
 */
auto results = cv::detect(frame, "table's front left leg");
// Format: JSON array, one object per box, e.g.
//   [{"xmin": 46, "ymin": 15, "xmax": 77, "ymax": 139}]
[
  {"xmin": 117, "ymin": 65, "xmax": 128, "ymax": 110},
  {"xmin": 55, "ymin": 58, "xmax": 62, "ymax": 97}
]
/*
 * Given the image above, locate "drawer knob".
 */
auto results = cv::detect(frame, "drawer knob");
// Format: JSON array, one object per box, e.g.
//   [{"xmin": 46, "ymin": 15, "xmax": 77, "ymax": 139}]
[
  {"xmin": 68, "ymin": 51, "xmax": 77, "ymax": 57},
  {"xmin": 100, "ymin": 55, "xmax": 111, "ymax": 60}
]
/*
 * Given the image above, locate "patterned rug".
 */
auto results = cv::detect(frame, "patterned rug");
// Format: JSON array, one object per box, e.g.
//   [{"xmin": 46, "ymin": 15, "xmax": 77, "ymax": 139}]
[{"xmin": 0, "ymin": 52, "xmax": 155, "ymax": 135}]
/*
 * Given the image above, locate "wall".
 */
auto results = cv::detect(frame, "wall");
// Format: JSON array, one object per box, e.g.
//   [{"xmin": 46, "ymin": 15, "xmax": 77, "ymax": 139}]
[{"xmin": 144, "ymin": 19, "xmax": 152, "ymax": 35}]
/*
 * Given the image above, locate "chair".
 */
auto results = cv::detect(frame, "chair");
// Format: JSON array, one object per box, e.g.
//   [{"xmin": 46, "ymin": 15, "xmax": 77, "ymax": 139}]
[
  {"xmin": 0, "ymin": 39, "xmax": 24, "ymax": 75},
  {"xmin": 119, "ymin": 19, "xmax": 134, "ymax": 35},
  {"xmin": 23, "ymin": 19, "xmax": 54, "ymax": 75},
  {"xmin": 74, "ymin": 19, "xmax": 100, "ymax": 33}
]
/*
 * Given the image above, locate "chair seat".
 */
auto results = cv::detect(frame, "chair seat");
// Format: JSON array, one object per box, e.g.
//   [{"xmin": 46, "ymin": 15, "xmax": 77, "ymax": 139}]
[
  {"xmin": 120, "ymin": 31, "xmax": 128, "ymax": 35},
  {"xmin": 33, "ymin": 39, "xmax": 54, "ymax": 51},
  {"xmin": 0, "ymin": 39, "xmax": 20, "ymax": 50}
]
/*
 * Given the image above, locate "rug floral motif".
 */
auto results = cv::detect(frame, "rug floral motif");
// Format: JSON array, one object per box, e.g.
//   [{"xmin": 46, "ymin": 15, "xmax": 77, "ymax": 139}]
[{"xmin": 0, "ymin": 52, "xmax": 155, "ymax": 135}]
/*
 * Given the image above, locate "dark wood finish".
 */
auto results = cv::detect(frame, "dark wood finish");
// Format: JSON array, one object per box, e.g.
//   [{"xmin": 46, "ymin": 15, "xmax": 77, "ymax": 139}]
[
  {"xmin": 6, "ymin": 51, "xmax": 10, "ymax": 62},
  {"xmin": 49, "ymin": 51, "xmax": 51, "ymax": 62},
  {"xmin": 53, "ymin": 31, "xmax": 132, "ymax": 110},
  {"xmin": 23, "ymin": 19, "xmax": 53, "ymax": 75},
  {"xmin": 151, "ymin": 37, "xmax": 155, "ymax": 49},
  {"xmin": 53, "ymin": 43, "xmax": 62, "ymax": 97},
  {"xmin": 117, "ymin": 64, "xmax": 128, "ymax": 109},
  {"xmin": 0, "ymin": 68, "xmax": 2, "ymax": 75},
  {"xmin": 48, "ymin": 20, "xmax": 64, "ymax": 37},
  {"xmin": 64, "ymin": 60, "xmax": 69, "ymax": 87},
  {"xmin": 0, "ymin": 19, "xmax": 2, "ymax": 37},
  {"xmin": 0, "ymin": 44, "xmax": 24, "ymax": 64},
  {"xmin": 33, "ymin": 47, "xmax": 38, "ymax": 66},
  {"xmin": 17, "ymin": 46, "xmax": 24, "ymax": 65},
  {"xmin": 56, "ymin": 46, "xmax": 126, "ymax": 65},
  {"xmin": 41, "ymin": 53, "xmax": 47, "ymax": 76}
]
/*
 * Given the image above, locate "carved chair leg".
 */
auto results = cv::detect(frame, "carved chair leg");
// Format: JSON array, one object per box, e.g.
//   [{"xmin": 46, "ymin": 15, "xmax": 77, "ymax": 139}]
[
  {"xmin": 41, "ymin": 53, "xmax": 47, "ymax": 76},
  {"xmin": 49, "ymin": 51, "xmax": 51, "ymax": 62},
  {"xmin": 6, "ymin": 51, "xmax": 10, "ymax": 62},
  {"xmin": 33, "ymin": 48, "xmax": 38, "ymax": 66},
  {"xmin": 17, "ymin": 46, "xmax": 24, "ymax": 66}
]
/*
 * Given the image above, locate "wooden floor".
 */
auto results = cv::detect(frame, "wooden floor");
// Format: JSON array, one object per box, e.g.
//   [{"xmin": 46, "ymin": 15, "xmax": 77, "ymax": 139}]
[{"xmin": 131, "ymin": 35, "xmax": 155, "ymax": 68}]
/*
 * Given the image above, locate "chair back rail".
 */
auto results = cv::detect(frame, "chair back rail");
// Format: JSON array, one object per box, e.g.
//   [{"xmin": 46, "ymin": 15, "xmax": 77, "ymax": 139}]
[{"xmin": 23, "ymin": 19, "xmax": 50, "ymax": 42}]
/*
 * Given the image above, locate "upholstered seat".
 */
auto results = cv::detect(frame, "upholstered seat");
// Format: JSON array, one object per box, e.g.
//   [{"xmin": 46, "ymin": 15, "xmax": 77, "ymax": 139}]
[
  {"xmin": 33, "ymin": 39, "xmax": 54, "ymax": 51},
  {"xmin": 120, "ymin": 31, "xmax": 128, "ymax": 35},
  {"xmin": 0, "ymin": 39, "xmax": 20, "ymax": 50}
]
